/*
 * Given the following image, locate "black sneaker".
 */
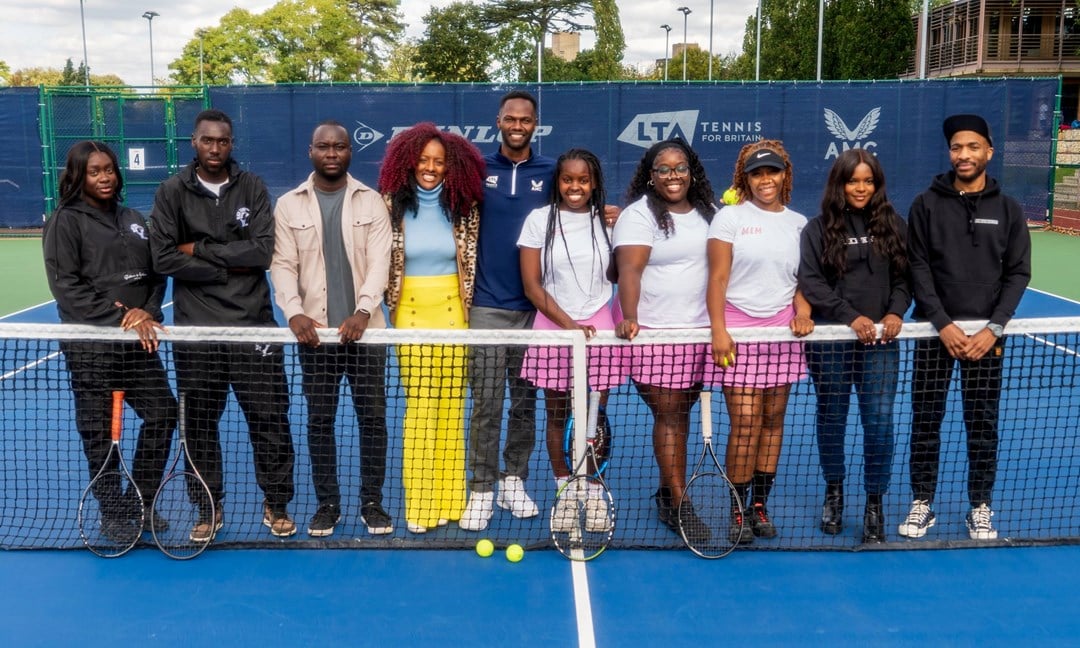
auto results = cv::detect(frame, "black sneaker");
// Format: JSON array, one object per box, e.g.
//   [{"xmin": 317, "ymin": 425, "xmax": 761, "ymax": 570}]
[
  {"xmin": 101, "ymin": 516, "xmax": 138, "ymax": 544},
  {"xmin": 654, "ymin": 488, "xmax": 678, "ymax": 532},
  {"xmin": 678, "ymin": 501, "xmax": 712, "ymax": 545},
  {"xmin": 729, "ymin": 507, "xmax": 754, "ymax": 545},
  {"xmin": 143, "ymin": 507, "xmax": 169, "ymax": 534},
  {"xmin": 307, "ymin": 503, "xmax": 341, "ymax": 538},
  {"xmin": 360, "ymin": 501, "xmax": 394, "ymax": 535},
  {"xmin": 749, "ymin": 503, "xmax": 778, "ymax": 539}
]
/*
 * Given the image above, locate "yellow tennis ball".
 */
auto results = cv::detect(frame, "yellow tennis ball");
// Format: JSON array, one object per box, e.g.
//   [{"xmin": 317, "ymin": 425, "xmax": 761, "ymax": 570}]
[
  {"xmin": 476, "ymin": 538, "xmax": 494, "ymax": 558},
  {"xmin": 506, "ymin": 543, "xmax": 525, "ymax": 563},
  {"xmin": 720, "ymin": 356, "xmax": 731, "ymax": 367},
  {"xmin": 722, "ymin": 187, "xmax": 738, "ymax": 205}
]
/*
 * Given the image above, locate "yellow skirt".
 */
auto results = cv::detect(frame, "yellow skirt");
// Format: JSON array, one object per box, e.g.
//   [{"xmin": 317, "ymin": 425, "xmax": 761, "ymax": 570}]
[{"xmin": 394, "ymin": 274, "xmax": 467, "ymax": 528}]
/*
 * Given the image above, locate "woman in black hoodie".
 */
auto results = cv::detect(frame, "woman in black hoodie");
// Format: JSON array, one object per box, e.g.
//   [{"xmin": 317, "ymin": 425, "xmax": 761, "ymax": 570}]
[
  {"xmin": 43, "ymin": 141, "xmax": 176, "ymax": 541},
  {"xmin": 798, "ymin": 150, "xmax": 910, "ymax": 543}
]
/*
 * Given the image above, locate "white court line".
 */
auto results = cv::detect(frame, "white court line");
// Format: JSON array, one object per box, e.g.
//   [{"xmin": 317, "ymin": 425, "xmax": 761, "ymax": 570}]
[
  {"xmin": 571, "ymin": 560, "xmax": 597, "ymax": 648},
  {"xmin": 0, "ymin": 350, "xmax": 61, "ymax": 382},
  {"xmin": 1025, "ymin": 332, "xmax": 1080, "ymax": 358},
  {"xmin": 0, "ymin": 300, "xmax": 55, "ymax": 320},
  {"xmin": 0, "ymin": 301, "xmax": 174, "ymax": 382},
  {"xmin": 1029, "ymin": 287, "xmax": 1080, "ymax": 307}
]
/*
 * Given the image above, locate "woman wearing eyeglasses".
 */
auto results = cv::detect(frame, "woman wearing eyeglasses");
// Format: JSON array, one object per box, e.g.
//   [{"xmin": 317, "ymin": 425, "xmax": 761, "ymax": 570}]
[
  {"xmin": 613, "ymin": 138, "xmax": 718, "ymax": 543},
  {"xmin": 706, "ymin": 139, "xmax": 812, "ymax": 544}
]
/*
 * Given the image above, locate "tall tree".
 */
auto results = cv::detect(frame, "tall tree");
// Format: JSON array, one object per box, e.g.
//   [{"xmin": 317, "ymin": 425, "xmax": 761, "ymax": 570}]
[
  {"xmin": 381, "ymin": 40, "xmax": 422, "ymax": 81},
  {"xmin": 60, "ymin": 58, "xmax": 79, "ymax": 86},
  {"xmin": 480, "ymin": 0, "xmax": 590, "ymax": 81},
  {"xmin": 589, "ymin": 0, "xmax": 625, "ymax": 80},
  {"xmin": 826, "ymin": 0, "xmax": 915, "ymax": 78},
  {"xmin": 0, "ymin": 60, "xmax": 9, "ymax": 86},
  {"xmin": 415, "ymin": 3, "xmax": 494, "ymax": 81},
  {"xmin": 168, "ymin": 0, "xmax": 404, "ymax": 84},
  {"xmin": 344, "ymin": 0, "xmax": 405, "ymax": 80},
  {"xmin": 259, "ymin": 0, "xmax": 364, "ymax": 81}
]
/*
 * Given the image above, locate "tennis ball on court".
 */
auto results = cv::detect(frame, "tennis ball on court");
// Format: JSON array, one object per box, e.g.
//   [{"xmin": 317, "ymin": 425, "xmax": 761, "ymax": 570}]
[
  {"xmin": 476, "ymin": 538, "xmax": 495, "ymax": 558},
  {"xmin": 506, "ymin": 543, "xmax": 525, "ymax": 563},
  {"xmin": 722, "ymin": 187, "xmax": 738, "ymax": 205}
]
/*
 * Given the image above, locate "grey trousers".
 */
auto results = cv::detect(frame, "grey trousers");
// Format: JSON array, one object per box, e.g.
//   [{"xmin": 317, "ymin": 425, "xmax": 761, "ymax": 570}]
[{"xmin": 467, "ymin": 306, "xmax": 537, "ymax": 491}]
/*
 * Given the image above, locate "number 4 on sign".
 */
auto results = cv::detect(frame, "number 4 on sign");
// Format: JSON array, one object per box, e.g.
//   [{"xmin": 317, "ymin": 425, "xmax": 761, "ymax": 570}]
[{"xmin": 128, "ymin": 148, "xmax": 146, "ymax": 171}]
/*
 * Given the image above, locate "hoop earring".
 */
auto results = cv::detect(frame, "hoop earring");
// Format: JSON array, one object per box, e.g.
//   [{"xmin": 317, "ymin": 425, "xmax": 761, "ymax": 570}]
[{"xmin": 647, "ymin": 179, "xmax": 654, "ymax": 187}]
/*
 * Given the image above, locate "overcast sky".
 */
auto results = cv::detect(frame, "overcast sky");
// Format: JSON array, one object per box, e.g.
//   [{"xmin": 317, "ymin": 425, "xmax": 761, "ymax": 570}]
[{"xmin": 2, "ymin": 0, "xmax": 759, "ymax": 86}]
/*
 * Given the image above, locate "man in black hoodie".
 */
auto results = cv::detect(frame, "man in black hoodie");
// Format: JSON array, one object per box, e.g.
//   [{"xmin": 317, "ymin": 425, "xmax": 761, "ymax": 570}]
[
  {"xmin": 150, "ymin": 109, "xmax": 296, "ymax": 541},
  {"xmin": 899, "ymin": 114, "xmax": 1031, "ymax": 541}
]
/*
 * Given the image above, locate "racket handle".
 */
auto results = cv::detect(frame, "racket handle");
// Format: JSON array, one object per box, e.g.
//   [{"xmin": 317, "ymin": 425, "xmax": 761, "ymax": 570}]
[{"xmin": 111, "ymin": 391, "xmax": 125, "ymax": 442}]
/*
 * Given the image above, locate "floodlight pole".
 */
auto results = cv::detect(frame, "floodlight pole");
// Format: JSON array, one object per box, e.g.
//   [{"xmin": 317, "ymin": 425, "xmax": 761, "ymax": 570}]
[
  {"xmin": 708, "ymin": 0, "xmax": 715, "ymax": 81},
  {"xmin": 142, "ymin": 11, "xmax": 159, "ymax": 88},
  {"xmin": 677, "ymin": 6, "xmax": 691, "ymax": 82},
  {"xmin": 816, "ymin": 0, "xmax": 824, "ymax": 81},
  {"xmin": 661, "ymin": 24, "xmax": 672, "ymax": 81},
  {"xmin": 79, "ymin": 0, "xmax": 90, "ymax": 87},
  {"xmin": 755, "ymin": 0, "xmax": 763, "ymax": 81}
]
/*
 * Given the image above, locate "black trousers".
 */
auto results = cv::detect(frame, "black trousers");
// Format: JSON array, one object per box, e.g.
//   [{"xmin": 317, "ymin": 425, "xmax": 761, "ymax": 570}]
[
  {"xmin": 61, "ymin": 341, "xmax": 176, "ymax": 506},
  {"xmin": 298, "ymin": 344, "xmax": 388, "ymax": 507},
  {"xmin": 174, "ymin": 342, "xmax": 294, "ymax": 509},
  {"xmin": 910, "ymin": 337, "xmax": 1004, "ymax": 507}
]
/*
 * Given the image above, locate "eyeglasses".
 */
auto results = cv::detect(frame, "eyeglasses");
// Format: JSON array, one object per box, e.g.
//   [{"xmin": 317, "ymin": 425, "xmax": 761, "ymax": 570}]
[{"xmin": 652, "ymin": 164, "xmax": 690, "ymax": 178}]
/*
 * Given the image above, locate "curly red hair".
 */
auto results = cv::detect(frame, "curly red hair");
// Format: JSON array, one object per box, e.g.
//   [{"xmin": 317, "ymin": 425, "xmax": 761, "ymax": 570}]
[{"xmin": 378, "ymin": 122, "xmax": 485, "ymax": 225}]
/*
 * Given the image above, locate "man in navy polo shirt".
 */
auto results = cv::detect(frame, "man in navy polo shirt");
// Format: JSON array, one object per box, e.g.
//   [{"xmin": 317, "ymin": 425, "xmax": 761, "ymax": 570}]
[{"xmin": 460, "ymin": 90, "xmax": 555, "ymax": 531}]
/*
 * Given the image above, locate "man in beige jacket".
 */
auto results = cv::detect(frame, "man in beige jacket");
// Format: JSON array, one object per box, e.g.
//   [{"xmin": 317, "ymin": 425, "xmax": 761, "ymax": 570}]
[{"xmin": 271, "ymin": 120, "xmax": 393, "ymax": 538}]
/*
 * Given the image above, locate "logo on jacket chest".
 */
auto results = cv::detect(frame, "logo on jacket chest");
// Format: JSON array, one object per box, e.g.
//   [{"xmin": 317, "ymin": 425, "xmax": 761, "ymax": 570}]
[
  {"xmin": 235, "ymin": 207, "xmax": 251, "ymax": 228},
  {"xmin": 128, "ymin": 223, "xmax": 147, "ymax": 240},
  {"xmin": 531, "ymin": 179, "xmax": 544, "ymax": 192}
]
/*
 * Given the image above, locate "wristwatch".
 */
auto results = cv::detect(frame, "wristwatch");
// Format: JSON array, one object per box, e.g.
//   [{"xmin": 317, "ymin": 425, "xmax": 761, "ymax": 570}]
[{"xmin": 986, "ymin": 323, "xmax": 1004, "ymax": 338}]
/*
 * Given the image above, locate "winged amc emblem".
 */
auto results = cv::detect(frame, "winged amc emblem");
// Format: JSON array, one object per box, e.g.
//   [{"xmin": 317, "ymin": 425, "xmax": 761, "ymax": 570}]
[{"xmin": 824, "ymin": 107, "xmax": 881, "ymax": 142}]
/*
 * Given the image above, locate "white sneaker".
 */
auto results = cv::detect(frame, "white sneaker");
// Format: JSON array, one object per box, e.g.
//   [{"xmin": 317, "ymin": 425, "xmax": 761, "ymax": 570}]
[
  {"xmin": 407, "ymin": 522, "xmax": 428, "ymax": 534},
  {"xmin": 497, "ymin": 476, "xmax": 539, "ymax": 519},
  {"xmin": 966, "ymin": 503, "xmax": 998, "ymax": 540},
  {"xmin": 898, "ymin": 499, "xmax": 935, "ymax": 538},
  {"xmin": 551, "ymin": 495, "xmax": 577, "ymax": 533},
  {"xmin": 585, "ymin": 496, "xmax": 611, "ymax": 533},
  {"xmin": 459, "ymin": 491, "xmax": 494, "ymax": 531}
]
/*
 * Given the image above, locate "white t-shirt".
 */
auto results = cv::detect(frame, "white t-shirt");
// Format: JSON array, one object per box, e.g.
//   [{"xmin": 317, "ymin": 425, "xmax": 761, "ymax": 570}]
[
  {"xmin": 517, "ymin": 205, "xmax": 613, "ymax": 320},
  {"xmin": 708, "ymin": 201, "xmax": 807, "ymax": 317},
  {"xmin": 612, "ymin": 196, "xmax": 711, "ymax": 328}
]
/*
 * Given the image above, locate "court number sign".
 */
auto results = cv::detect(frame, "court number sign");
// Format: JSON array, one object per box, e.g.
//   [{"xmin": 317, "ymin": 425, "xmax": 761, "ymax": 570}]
[{"xmin": 128, "ymin": 148, "xmax": 146, "ymax": 171}]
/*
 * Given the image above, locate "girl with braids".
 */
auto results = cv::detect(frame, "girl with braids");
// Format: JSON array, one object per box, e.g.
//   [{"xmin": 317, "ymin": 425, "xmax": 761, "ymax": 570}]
[
  {"xmin": 798, "ymin": 149, "xmax": 910, "ymax": 543},
  {"xmin": 43, "ymin": 141, "xmax": 176, "ymax": 540},
  {"xmin": 518, "ymin": 148, "xmax": 625, "ymax": 533},
  {"xmin": 380, "ymin": 123, "xmax": 484, "ymax": 533},
  {"xmin": 612, "ymin": 138, "xmax": 717, "ymax": 542},
  {"xmin": 706, "ymin": 139, "xmax": 813, "ymax": 544}
]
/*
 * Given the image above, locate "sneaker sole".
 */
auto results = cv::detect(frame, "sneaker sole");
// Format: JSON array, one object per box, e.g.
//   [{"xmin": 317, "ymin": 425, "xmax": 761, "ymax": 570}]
[
  {"xmin": 264, "ymin": 518, "xmax": 297, "ymax": 538},
  {"xmin": 898, "ymin": 519, "xmax": 935, "ymax": 538},
  {"xmin": 496, "ymin": 498, "xmax": 539, "ymax": 518},
  {"xmin": 307, "ymin": 527, "xmax": 336, "ymax": 538}
]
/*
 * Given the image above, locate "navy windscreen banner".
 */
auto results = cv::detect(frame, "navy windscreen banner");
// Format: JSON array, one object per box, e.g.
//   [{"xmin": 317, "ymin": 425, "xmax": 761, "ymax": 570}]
[
  {"xmin": 0, "ymin": 79, "xmax": 1058, "ymax": 228},
  {"xmin": 209, "ymin": 79, "xmax": 1057, "ymax": 222},
  {"xmin": 0, "ymin": 88, "xmax": 47, "ymax": 228}
]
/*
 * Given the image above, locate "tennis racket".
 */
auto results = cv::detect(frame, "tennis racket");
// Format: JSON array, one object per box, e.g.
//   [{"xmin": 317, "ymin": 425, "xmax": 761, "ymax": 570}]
[
  {"xmin": 77, "ymin": 391, "xmax": 144, "ymax": 558},
  {"xmin": 550, "ymin": 390, "xmax": 615, "ymax": 561},
  {"xmin": 678, "ymin": 390, "xmax": 743, "ymax": 559},
  {"xmin": 151, "ymin": 392, "xmax": 216, "ymax": 559}
]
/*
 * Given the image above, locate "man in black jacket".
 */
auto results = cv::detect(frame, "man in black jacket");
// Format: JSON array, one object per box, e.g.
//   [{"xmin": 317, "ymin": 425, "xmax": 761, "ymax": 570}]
[
  {"xmin": 150, "ymin": 109, "xmax": 296, "ymax": 541},
  {"xmin": 899, "ymin": 114, "xmax": 1031, "ymax": 541}
]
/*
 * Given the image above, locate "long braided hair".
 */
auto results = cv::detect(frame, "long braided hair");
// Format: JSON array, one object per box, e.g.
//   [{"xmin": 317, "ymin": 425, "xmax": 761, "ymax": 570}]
[
  {"xmin": 624, "ymin": 138, "xmax": 717, "ymax": 237},
  {"xmin": 540, "ymin": 148, "xmax": 610, "ymax": 287},
  {"xmin": 377, "ymin": 122, "xmax": 485, "ymax": 226},
  {"xmin": 58, "ymin": 140, "xmax": 123, "ymax": 209}
]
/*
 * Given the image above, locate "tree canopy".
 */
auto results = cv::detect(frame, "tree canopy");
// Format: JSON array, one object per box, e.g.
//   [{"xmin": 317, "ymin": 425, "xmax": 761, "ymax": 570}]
[{"xmin": 168, "ymin": 0, "xmax": 404, "ymax": 84}]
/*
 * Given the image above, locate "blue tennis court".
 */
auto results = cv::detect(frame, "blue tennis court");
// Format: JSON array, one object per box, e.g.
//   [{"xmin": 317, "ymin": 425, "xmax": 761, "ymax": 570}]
[{"xmin": 3, "ymin": 286, "xmax": 1080, "ymax": 645}]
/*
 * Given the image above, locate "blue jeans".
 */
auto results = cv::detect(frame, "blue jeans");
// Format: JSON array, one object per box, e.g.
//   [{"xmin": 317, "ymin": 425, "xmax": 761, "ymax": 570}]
[{"xmin": 806, "ymin": 340, "xmax": 899, "ymax": 495}]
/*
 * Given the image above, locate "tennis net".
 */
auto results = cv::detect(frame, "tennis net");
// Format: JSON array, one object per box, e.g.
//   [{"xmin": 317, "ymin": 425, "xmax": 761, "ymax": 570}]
[{"xmin": 1, "ymin": 318, "xmax": 1077, "ymax": 551}]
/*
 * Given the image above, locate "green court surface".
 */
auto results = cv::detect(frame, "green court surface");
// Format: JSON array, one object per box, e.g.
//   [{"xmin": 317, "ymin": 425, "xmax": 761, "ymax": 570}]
[
  {"xmin": 0, "ymin": 237, "xmax": 48, "ymax": 315},
  {"xmin": 1031, "ymin": 229, "xmax": 1080, "ymax": 302}
]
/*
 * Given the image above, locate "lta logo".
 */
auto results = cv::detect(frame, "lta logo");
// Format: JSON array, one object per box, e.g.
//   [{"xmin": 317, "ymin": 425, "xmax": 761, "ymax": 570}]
[{"xmin": 823, "ymin": 107, "xmax": 881, "ymax": 159}]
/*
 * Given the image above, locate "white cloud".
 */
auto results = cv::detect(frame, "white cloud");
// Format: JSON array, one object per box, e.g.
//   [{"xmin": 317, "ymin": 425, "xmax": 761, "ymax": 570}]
[{"xmin": 0, "ymin": 0, "xmax": 760, "ymax": 85}]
